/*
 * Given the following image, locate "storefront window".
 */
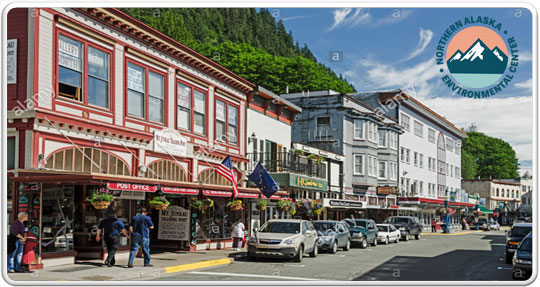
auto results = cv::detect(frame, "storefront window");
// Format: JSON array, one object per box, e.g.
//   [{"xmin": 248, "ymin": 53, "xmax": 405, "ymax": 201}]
[
  {"xmin": 195, "ymin": 198, "xmax": 244, "ymax": 240},
  {"xmin": 41, "ymin": 184, "xmax": 75, "ymax": 253}
]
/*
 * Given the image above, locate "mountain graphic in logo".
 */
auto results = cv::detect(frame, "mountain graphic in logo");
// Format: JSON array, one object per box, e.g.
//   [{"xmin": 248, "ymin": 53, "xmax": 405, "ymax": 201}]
[{"xmin": 447, "ymin": 38, "xmax": 508, "ymax": 74}]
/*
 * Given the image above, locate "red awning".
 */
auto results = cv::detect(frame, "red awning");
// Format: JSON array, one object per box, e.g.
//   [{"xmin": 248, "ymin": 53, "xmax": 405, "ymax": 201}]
[
  {"xmin": 237, "ymin": 192, "xmax": 259, "ymax": 199},
  {"xmin": 162, "ymin": 187, "xmax": 199, "ymax": 195}
]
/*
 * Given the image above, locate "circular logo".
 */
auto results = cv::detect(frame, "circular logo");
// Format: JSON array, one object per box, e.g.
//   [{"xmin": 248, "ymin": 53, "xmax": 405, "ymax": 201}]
[{"xmin": 446, "ymin": 26, "xmax": 508, "ymax": 88}]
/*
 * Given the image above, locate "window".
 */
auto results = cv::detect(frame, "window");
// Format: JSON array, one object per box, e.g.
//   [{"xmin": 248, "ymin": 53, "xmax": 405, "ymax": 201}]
[
  {"xmin": 406, "ymin": 149, "xmax": 410, "ymax": 164},
  {"xmin": 400, "ymin": 113, "xmax": 410, "ymax": 131},
  {"xmin": 193, "ymin": 90, "xmax": 206, "ymax": 134},
  {"xmin": 216, "ymin": 101, "xmax": 226, "ymax": 141},
  {"xmin": 414, "ymin": 121, "xmax": 423, "ymax": 138},
  {"xmin": 455, "ymin": 140, "xmax": 461, "ymax": 155},
  {"xmin": 446, "ymin": 138, "xmax": 454, "ymax": 152},
  {"xmin": 353, "ymin": 154, "xmax": 364, "ymax": 175},
  {"xmin": 127, "ymin": 62, "xmax": 165, "ymax": 122},
  {"xmin": 389, "ymin": 162, "xmax": 397, "ymax": 180},
  {"xmin": 414, "ymin": 152, "xmax": 418, "ymax": 166},
  {"xmin": 354, "ymin": 119, "xmax": 364, "ymax": 139},
  {"xmin": 227, "ymin": 105, "xmax": 238, "ymax": 144},
  {"xmin": 378, "ymin": 161, "xmax": 387, "ymax": 179},
  {"xmin": 388, "ymin": 132, "xmax": 398, "ymax": 150},
  {"xmin": 367, "ymin": 156, "xmax": 377, "ymax": 177},
  {"xmin": 400, "ymin": 147, "xmax": 406, "ymax": 162},
  {"xmin": 378, "ymin": 130, "xmax": 387, "ymax": 147},
  {"xmin": 419, "ymin": 181, "xmax": 424, "ymax": 195},
  {"xmin": 87, "ymin": 47, "xmax": 109, "ymax": 108},
  {"xmin": 450, "ymin": 165, "xmax": 454, "ymax": 177},
  {"xmin": 496, "ymin": 188, "xmax": 500, "ymax": 197},
  {"xmin": 215, "ymin": 100, "xmax": 238, "ymax": 144},
  {"xmin": 58, "ymin": 34, "xmax": 111, "ymax": 108},
  {"xmin": 367, "ymin": 122, "xmax": 378, "ymax": 143},
  {"xmin": 419, "ymin": 154, "xmax": 424, "ymax": 168},
  {"xmin": 512, "ymin": 190, "xmax": 515, "ymax": 198},
  {"xmin": 177, "ymin": 83, "xmax": 191, "ymax": 130},
  {"xmin": 7, "ymin": 137, "xmax": 15, "ymax": 169},
  {"xmin": 317, "ymin": 117, "xmax": 330, "ymax": 137},
  {"xmin": 428, "ymin": 128, "xmax": 435, "ymax": 143}
]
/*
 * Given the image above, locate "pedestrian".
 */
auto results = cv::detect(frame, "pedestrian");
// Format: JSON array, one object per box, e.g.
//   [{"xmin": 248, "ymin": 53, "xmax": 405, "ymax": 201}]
[
  {"xmin": 461, "ymin": 217, "xmax": 467, "ymax": 230},
  {"xmin": 21, "ymin": 224, "xmax": 38, "ymax": 272},
  {"xmin": 8, "ymin": 212, "xmax": 28, "ymax": 273},
  {"xmin": 431, "ymin": 218, "xmax": 437, "ymax": 233},
  {"xmin": 127, "ymin": 208, "xmax": 154, "ymax": 268},
  {"xmin": 231, "ymin": 218, "xmax": 245, "ymax": 251},
  {"xmin": 96, "ymin": 211, "xmax": 129, "ymax": 267}
]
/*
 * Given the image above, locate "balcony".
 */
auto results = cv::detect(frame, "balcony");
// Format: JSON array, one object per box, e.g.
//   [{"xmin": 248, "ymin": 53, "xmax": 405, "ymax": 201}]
[{"xmin": 247, "ymin": 152, "xmax": 326, "ymax": 179}]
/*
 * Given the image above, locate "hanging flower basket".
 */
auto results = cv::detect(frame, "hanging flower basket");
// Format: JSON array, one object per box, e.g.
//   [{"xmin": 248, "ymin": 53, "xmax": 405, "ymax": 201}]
[
  {"xmin": 227, "ymin": 199, "xmax": 243, "ymax": 211},
  {"xmin": 150, "ymin": 196, "xmax": 170, "ymax": 210},
  {"xmin": 256, "ymin": 199, "xmax": 267, "ymax": 211},
  {"xmin": 277, "ymin": 198, "xmax": 293, "ymax": 212},
  {"xmin": 190, "ymin": 198, "xmax": 214, "ymax": 214},
  {"xmin": 91, "ymin": 201, "xmax": 111, "ymax": 210},
  {"xmin": 87, "ymin": 188, "xmax": 114, "ymax": 210}
]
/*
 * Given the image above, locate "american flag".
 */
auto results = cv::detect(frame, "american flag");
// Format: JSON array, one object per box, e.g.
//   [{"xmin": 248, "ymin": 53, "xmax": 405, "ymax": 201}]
[{"xmin": 216, "ymin": 156, "xmax": 239, "ymax": 197}]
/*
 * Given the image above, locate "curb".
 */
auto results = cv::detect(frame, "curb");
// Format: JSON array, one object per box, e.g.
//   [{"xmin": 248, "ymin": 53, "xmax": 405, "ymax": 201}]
[
  {"xmin": 164, "ymin": 258, "xmax": 232, "ymax": 274},
  {"xmin": 421, "ymin": 230, "xmax": 483, "ymax": 236}
]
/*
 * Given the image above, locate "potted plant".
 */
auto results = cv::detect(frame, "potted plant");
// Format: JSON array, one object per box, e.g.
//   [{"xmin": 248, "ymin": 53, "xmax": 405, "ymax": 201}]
[
  {"xmin": 189, "ymin": 198, "xmax": 204, "ymax": 210},
  {"xmin": 256, "ymin": 199, "xmax": 267, "ymax": 211},
  {"xmin": 289, "ymin": 206, "xmax": 296, "ymax": 216},
  {"xmin": 87, "ymin": 188, "xmax": 114, "ymax": 209},
  {"xmin": 310, "ymin": 199, "xmax": 323, "ymax": 216},
  {"xmin": 276, "ymin": 198, "xmax": 293, "ymax": 211},
  {"xmin": 295, "ymin": 149, "xmax": 304, "ymax": 156},
  {"xmin": 150, "ymin": 196, "xmax": 170, "ymax": 211},
  {"xmin": 317, "ymin": 155, "xmax": 324, "ymax": 165},
  {"xmin": 227, "ymin": 199, "xmax": 243, "ymax": 211},
  {"xmin": 307, "ymin": 153, "xmax": 316, "ymax": 160}
]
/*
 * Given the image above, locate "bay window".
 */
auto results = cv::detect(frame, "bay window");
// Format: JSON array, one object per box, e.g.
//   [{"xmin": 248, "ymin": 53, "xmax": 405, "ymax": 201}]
[
  {"xmin": 127, "ymin": 62, "xmax": 165, "ymax": 123},
  {"xmin": 354, "ymin": 119, "xmax": 364, "ymax": 139},
  {"xmin": 378, "ymin": 161, "xmax": 387, "ymax": 179},
  {"xmin": 353, "ymin": 154, "xmax": 364, "ymax": 175}
]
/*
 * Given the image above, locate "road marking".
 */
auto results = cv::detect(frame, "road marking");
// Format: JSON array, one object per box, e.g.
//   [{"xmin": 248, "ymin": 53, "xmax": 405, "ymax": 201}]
[
  {"xmin": 283, "ymin": 264, "xmax": 305, "ymax": 268},
  {"xmin": 328, "ymin": 254, "xmax": 346, "ymax": 257},
  {"xmin": 164, "ymin": 258, "xmax": 232, "ymax": 274},
  {"xmin": 497, "ymin": 267, "xmax": 513, "ymax": 270},
  {"xmin": 188, "ymin": 271, "xmax": 320, "ymax": 281}
]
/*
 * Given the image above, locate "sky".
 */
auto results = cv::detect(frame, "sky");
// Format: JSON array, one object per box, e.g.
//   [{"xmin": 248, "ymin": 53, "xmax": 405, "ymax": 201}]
[{"xmin": 272, "ymin": 7, "xmax": 534, "ymax": 176}]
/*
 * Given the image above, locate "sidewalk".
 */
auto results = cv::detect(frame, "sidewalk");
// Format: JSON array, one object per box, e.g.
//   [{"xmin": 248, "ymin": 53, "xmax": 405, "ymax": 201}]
[{"xmin": 7, "ymin": 249, "xmax": 243, "ymax": 282}]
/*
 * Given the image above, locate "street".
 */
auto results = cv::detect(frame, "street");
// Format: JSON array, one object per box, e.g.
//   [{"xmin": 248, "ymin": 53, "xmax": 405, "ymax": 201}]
[{"xmin": 155, "ymin": 230, "xmax": 512, "ymax": 281}]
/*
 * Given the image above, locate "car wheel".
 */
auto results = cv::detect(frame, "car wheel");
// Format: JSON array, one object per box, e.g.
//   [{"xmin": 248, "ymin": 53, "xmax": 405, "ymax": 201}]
[
  {"xmin": 360, "ymin": 238, "xmax": 368, "ymax": 249},
  {"xmin": 384, "ymin": 237, "xmax": 389, "ymax": 245},
  {"xmin": 309, "ymin": 244, "xmax": 318, "ymax": 258},
  {"xmin": 371, "ymin": 238, "xmax": 377, "ymax": 247},
  {"xmin": 330, "ymin": 242, "xmax": 337, "ymax": 254},
  {"xmin": 294, "ymin": 245, "xmax": 304, "ymax": 262},
  {"xmin": 394, "ymin": 236, "xmax": 399, "ymax": 243},
  {"xmin": 343, "ymin": 240, "xmax": 351, "ymax": 251},
  {"xmin": 404, "ymin": 232, "xmax": 410, "ymax": 241},
  {"xmin": 505, "ymin": 252, "xmax": 513, "ymax": 264},
  {"xmin": 415, "ymin": 233, "xmax": 421, "ymax": 240}
]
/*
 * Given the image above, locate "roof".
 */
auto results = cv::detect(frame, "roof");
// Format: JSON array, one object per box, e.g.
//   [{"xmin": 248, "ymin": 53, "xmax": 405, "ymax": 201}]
[
  {"xmin": 251, "ymin": 86, "xmax": 302, "ymax": 112},
  {"xmin": 462, "ymin": 179, "xmax": 521, "ymax": 186}
]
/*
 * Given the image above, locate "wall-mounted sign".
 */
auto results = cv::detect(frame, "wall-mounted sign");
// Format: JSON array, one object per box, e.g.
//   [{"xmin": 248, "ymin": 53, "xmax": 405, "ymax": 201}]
[
  {"xmin": 7, "ymin": 39, "xmax": 17, "ymax": 84},
  {"xmin": 203, "ymin": 190, "xmax": 232, "ymax": 197},
  {"xmin": 322, "ymin": 198, "xmax": 367, "ymax": 209},
  {"xmin": 154, "ymin": 128, "xmax": 187, "ymax": 157},
  {"xmin": 162, "ymin": 187, "xmax": 199, "ymax": 195},
  {"xmin": 107, "ymin": 182, "xmax": 157, "ymax": 192},
  {"xmin": 158, "ymin": 206, "xmax": 190, "ymax": 241},
  {"xmin": 377, "ymin": 186, "xmax": 398, "ymax": 195}
]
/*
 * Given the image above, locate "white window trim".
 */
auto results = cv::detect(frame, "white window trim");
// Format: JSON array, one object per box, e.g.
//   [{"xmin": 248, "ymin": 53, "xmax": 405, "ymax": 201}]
[
  {"xmin": 401, "ymin": 113, "xmax": 410, "ymax": 131},
  {"xmin": 378, "ymin": 160, "xmax": 387, "ymax": 179},
  {"xmin": 353, "ymin": 119, "xmax": 365, "ymax": 140},
  {"xmin": 414, "ymin": 152, "xmax": 418, "ymax": 167},
  {"xmin": 378, "ymin": 129, "xmax": 387, "ymax": 147},
  {"xmin": 353, "ymin": 154, "xmax": 365, "ymax": 175},
  {"xmin": 389, "ymin": 162, "xmax": 398, "ymax": 180},
  {"xmin": 367, "ymin": 155, "xmax": 377, "ymax": 177},
  {"xmin": 414, "ymin": 120, "xmax": 424, "ymax": 138},
  {"xmin": 428, "ymin": 128, "xmax": 436, "ymax": 143}
]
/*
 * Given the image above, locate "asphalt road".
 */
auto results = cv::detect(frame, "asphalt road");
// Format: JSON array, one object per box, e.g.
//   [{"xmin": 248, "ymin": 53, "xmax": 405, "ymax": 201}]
[{"xmin": 155, "ymin": 230, "xmax": 515, "ymax": 281}]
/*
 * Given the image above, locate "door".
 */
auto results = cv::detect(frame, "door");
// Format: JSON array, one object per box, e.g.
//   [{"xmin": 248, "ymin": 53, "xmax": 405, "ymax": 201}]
[
  {"xmin": 368, "ymin": 221, "xmax": 377, "ymax": 242},
  {"xmin": 302, "ymin": 221, "xmax": 317, "ymax": 251},
  {"xmin": 336, "ymin": 223, "xmax": 347, "ymax": 246}
]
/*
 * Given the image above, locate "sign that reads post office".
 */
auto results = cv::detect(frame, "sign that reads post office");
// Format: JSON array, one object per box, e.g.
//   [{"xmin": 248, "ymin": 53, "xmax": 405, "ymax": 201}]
[
  {"xmin": 154, "ymin": 128, "xmax": 187, "ymax": 157},
  {"xmin": 158, "ymin": 206, "xmax": 190, "ymax": 241}
]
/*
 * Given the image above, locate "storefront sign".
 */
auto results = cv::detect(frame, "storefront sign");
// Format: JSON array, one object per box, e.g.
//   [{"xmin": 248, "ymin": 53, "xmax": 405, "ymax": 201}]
[
  {"xmin": 377, "ymin": 186, "xmax": 397, "ymax": 195},
  {"xmin": 289, "ymin": 174, "xmax": 327, "ymax": 191},
  {"xmin": 107, "ymin": 182, "xmax": 157, "ymax": 192},
  {"xmin": 158, "ymin": 206, "xmax": 190, "ymax": 241},
  {"xmin": 7, "ymin": 39, "xmax": 17, "ymax": 84},
  {"xmin": 154, "ymin": 128, "xmax": 188, "ymax": 157},
  {"xmin": 269, "ymin": 195, "xmax": 281, "ymax": 200},
  {"xmin": 119, "ymin": 190, "xmax": 146, "ymax": 200},
  {"xmin": 322, "ymin": 198, "xmax": 366, "ymax": 209},
  {"xmin": 237, "ymin": 192, "xmax": 259, "ymax": 199},
  {"xmin": 203, "ymin": 190, "xmax": 232, "ymax": 197},
  {"xmin": 162, "ymin": 187, "xmax": 199, "ymax": 195}
]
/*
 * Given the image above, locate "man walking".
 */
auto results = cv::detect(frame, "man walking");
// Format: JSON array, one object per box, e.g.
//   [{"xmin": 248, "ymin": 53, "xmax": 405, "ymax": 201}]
[
  {"xmin": 96, "ymin": 211, "xmax": 129, "ymax": 267},
  {"xmin": 128, "ymin": 208, "xmax": 154, "ymax": 268},
  {"xmin": 8, "ymin": 212, "xmax": 28, "ymax": 273}
]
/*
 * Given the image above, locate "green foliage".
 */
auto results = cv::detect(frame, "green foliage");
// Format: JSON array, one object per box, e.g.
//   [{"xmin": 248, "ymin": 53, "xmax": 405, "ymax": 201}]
[
  {"xmin": 87, "ymin": 192, "xmax": 113, "ymax": 203},
  {"xmin": 256, "ymin": 199, "xmax": 267, "ymax": 208},
  {"xmin": 120, "ymin": 8, "xmax": 355, "ymax": 94},
  {"xmin": 150, "ymin": 196, "xmax": 170, "ymax": 205},
  {"xmin": 461, "ymin": 131, "xmax": 519, "ymax": 179}
]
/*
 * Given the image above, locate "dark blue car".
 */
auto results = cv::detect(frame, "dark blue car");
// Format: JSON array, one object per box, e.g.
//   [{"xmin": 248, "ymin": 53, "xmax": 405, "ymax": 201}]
[{"xmin": 313, "ymin": 221, "xmax": 351, "ymax": 253}]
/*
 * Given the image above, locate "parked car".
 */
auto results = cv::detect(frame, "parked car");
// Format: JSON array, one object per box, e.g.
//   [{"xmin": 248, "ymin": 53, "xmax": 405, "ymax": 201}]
[
  {"xmin": 512, "ymin": 232, "xmax": 532, "ymax": 280},
  {"xmin": 247, "ymin": 219, "xmax": 318, "ymax": 262},
  {"xmin": 343, "ymin": 219, "xmax": 378, "ymax": 248},
  {"xmin": 477, "ymin": 218, "xmax": 490, "ymax": 230},
  {"xmin": 488, "ymin": 220, "xmax": 500, "ymax": 231},
  {"xmin": 384, "ymin": 216, "xmax": 422, "ymax": 240},
  {"xmin": 376, "ymin": 224, "xmax": 400, "ymax": 244},
  {"xmin": 505, "ymin": 223, "xmax": 533, "ymax": 263},
  {"xmin": 514, "ymin": 217, "xmax": 529, "ymax": 224},
  {"xmin": 313, "ymin": 220, "xmax": 351, "ymax": 253}
]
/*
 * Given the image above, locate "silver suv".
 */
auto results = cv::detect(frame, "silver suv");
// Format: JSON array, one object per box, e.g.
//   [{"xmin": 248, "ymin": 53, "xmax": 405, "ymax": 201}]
[{"xmin": 247, "ymin": 219, "xmax": 318, "ymax": 262}]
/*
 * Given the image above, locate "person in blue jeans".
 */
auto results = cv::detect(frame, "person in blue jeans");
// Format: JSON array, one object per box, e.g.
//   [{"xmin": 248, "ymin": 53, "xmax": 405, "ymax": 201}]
[
  {"xmin": 8, "ymin": 212, "xmax": 28, "ymax": 273},
  {"xmin": 128, "ymin": 208, "xmax": 154, "ymax": 268}
]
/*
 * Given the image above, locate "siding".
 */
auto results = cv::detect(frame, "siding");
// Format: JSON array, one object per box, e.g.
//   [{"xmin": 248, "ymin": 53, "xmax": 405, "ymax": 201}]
[
  {"xmin": 7, "ymin": 8, "xmax": 28, "ymax": 110},
  {"xmin": 37, "ymin": 10, "xmax": 54, "ymax": 109}
]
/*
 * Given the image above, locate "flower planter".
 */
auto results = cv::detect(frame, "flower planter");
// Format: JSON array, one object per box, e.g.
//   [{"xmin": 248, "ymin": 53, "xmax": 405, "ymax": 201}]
[
  {"xmin": 229, "ymin": 205, "xmax": 243, "ymax": 211},
  {"xmin": 91, "ymin": 201, "xmax": 111, "ymax": 210},
  {"xmin": 151, "ymin": 203, "xmax": 170, "ymax": 211},
  {"xmin": 280, "ymin": 206, "xmax": 290, "ymax": 212},
  {"xmin": 256, "ymin": 205, "xmax": 266, "ymax": 211}
]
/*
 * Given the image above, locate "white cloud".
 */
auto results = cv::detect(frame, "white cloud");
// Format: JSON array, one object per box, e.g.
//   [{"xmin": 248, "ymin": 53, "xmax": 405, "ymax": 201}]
[
  {"xmin": 421, "ymin": 96, "xmax": 534, "ymax": 163},
  {"xmin": 282, "ymin": 15, "xmax": 311, "ymax": 21},
  {"xmin": 327, "ymin": 8, "xmax": 412, "ymax": 31},
  {"xmin": 520, "ymin": 51, "xmax": 532, "ymax": 62},
  {"xmin": 401, "ymin": 28, "xmax": 433, "ymax": 62},
  {"xmin": 514, "ymin": 78, "xmax": 532, "ymax": 93}
]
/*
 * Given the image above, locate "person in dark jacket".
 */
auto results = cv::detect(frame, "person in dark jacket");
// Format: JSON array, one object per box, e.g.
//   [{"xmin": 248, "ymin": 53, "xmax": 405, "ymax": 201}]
[
  {"xmin": 96, "ymin": 211, "xmax": 129, "ymax": 267},
  {"xmin": 8, "ymin": 212, "xmax": 28, "ymax": 273}
]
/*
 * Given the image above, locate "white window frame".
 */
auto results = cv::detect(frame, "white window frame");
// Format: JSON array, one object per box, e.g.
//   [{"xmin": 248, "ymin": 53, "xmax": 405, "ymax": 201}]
[
  {"xmin": 367, "ymin": 122, "xmax": 378, "ymax": 143},
  {"xmin": 378, "ymin": 129, "xmax": 387, "ymax": 147},
  {"xmin": 378, "ymin": 160, "xmax": 387, "ymax": 179},
  {"xmin": 419, "ymin": 153, "xmax": 424, "ymax": 169},
  {"xmin": 367, "ymin": 155, "xmax": 377, "ymax": 177},
  {"xmin": 400, "ymin": 113, "xmax": 410, "ymax": 131},
  {"xmin": 428, "ymin": 128, "xmax": 435, "ymax": 143},
  {"xmin": 414, "ymin": 120, "xmax": 424, "ymax": 138},
  {"xmin": 389, "ymin": 162, "xmax": 398, "ymax": 180},
  {"xmin": 353, "ymin": 119, "xmax": 365, "ymax": 140},
  {"xmin": 406, "ymin": 149, "xmax": 410, "ymax": 164},
  {"xmin": 414, "ymin": 152, "xmax": 418, "ymax": 167},
  {"xmin": 400, "ymin": 147, "xmax": 406, "ymax": 162},
  {"xmin": 353, "ymin": 154, "xmax": 365, "ymax": 175},
  {"xmin": 446, "ymin": 138, "xmax": 454, "ymax": 152},
  {"xmin": 389, "ymin": 131, "xmax": 398, "ymax": 150}
]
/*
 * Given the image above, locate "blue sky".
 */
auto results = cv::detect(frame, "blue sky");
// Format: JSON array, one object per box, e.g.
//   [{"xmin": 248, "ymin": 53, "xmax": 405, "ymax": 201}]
[{"xmin": 272, "ymin": 7, "xmax": 534, "ymax": 175}]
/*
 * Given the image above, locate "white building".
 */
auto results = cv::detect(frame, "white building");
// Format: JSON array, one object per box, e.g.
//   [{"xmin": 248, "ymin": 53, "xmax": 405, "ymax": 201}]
[{"xmin": 353, "ymin": 90, "xmax": 469, "ymax": 227}]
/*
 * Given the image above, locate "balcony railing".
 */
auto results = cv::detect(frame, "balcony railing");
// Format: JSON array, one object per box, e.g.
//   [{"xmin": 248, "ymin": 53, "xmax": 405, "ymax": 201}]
[{"xmin": 247, "ymin": 152, "xmax": 326, "ymax": 179}]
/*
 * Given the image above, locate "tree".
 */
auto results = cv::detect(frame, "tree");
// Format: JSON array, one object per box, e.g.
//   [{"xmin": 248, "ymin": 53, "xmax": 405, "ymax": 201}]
[{"xmin": 461, "ymin": 131, "xmax": 519, "ymax": 179}]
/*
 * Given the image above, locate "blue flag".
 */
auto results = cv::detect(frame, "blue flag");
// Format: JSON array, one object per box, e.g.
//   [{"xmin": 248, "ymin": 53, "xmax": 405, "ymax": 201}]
[{"xmin": 247, "ymin": 162, "xmax": 280, "ymax": 198}]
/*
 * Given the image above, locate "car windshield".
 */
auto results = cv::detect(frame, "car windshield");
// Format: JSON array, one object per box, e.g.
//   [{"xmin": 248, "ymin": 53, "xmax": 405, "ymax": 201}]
[
  {"xmin": 259, "ymin": 222, "xmax": 300, "ymax": 234},
  {"xmin": 519, "ymin": 237, "xmax": 532, "ymax": 252},
  {"xmin": 377, "ymin": 225, "xmax": 388, "ymax": 232},
  {"xmin": 511, "ymin": 227, "xmax": 532, "ymax": 238},
  {"xmin": 385, "ymin": 217, "xmax": 408, "ymax": 224},
  {"xmin": 314, "ymin": 222, "xmax": 337, "ymax": 232}
]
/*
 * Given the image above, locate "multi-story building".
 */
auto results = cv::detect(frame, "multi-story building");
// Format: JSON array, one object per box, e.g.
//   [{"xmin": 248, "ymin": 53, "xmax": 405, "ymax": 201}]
[
  {"xmin": 462, "ymin": 179, "xmax": 522, "ymax": 224},
  {"xmin": 281, "ymin": 90, "xmax": 404, "ymax": 221},
  {"xmin": 6, "ymin": 8, "xmax": 291, "ymax": 268},
  {"xmin": 354, "ymin": 90, "xmax": 470, "ymax": 228},
  {"xmin": 519, "ymin": 176, "xmax": 533, "ymax": 217}
]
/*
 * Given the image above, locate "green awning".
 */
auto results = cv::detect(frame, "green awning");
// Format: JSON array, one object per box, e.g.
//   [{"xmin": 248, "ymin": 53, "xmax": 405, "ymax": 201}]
[{"xmin": 478, "ymin": 205, "xmax": 493, "ymax": 214}]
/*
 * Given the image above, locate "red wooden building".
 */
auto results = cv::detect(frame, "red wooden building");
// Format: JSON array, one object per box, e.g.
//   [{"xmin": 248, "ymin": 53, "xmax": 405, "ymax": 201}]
[{"xmin": 6, "ymin": 8, "xmax": 292, "ymax": 269}]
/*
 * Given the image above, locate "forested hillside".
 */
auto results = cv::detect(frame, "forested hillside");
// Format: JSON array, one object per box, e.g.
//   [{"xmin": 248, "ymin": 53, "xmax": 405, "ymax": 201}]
[{"xmin": 120, "ymin": 8, "xmax": 356, "ymax": 94}]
